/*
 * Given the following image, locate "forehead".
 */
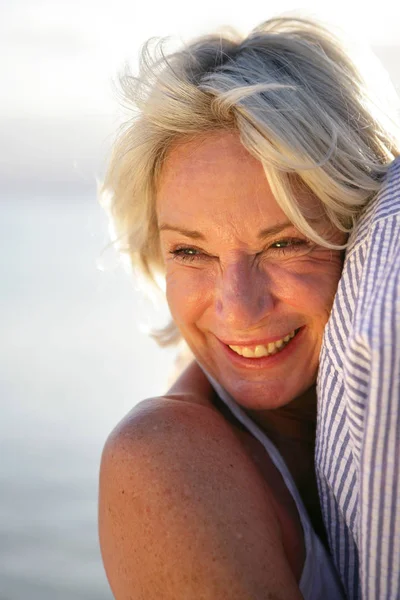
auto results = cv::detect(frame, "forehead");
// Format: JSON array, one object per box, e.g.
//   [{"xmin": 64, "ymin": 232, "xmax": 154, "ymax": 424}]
[
  {"xmin": 156, "ymin": 131, "xmax": 287, "ymax": 228},
  {"xmin": 160, "ymin": 131, "xmax": 257, "ymax": 181}
]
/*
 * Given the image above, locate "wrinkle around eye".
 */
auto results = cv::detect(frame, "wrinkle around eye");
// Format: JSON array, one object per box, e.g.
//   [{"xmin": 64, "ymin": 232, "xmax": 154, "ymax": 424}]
[
  {"xmin": 169, "ymin": 246, "xmax": 216, "ymax": 264},
  {"xmin": 255, "ymin": 240, "xmax": 314, "ymax": 262}
]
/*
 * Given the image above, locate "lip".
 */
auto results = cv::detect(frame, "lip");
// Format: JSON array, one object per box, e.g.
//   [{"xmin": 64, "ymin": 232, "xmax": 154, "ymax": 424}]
[
  {"xmin": 215, "ymin": 326, "xmax": 305, "ymax": 370},
  {"xmin": 218, "ymin": 329, "xmax": 300, "ymax": 348}
]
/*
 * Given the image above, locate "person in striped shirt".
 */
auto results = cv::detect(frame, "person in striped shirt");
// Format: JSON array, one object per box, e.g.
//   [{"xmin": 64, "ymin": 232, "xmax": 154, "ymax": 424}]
[
  {"xmin": 317, "ymin": 155, "xmax": 400, "ymax": 598},
  {"xmin": 99, "ymin": 16, "xmax": 400, "ymax": 599}
]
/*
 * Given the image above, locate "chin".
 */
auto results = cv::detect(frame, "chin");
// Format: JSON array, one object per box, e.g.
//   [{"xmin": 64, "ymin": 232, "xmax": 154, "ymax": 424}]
[
  {"xmin": 215, "ymin": 369, "xmax": 317, "ymax": 412},
  {"xmin": 221, "ymin": 380, "xmax": 293, "ymax": 410},
  {"xmin": 191, "ymin": 340, "xmax": 318, "ymax": 411}
]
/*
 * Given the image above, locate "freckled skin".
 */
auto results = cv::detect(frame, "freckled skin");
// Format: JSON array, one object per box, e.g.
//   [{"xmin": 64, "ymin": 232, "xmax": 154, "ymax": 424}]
[{"xmin": 157, "ymin": 131, "xmax": 345, "ymax": 412}]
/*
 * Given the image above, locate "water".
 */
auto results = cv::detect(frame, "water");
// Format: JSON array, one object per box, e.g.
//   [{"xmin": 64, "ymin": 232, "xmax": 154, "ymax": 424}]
[{"xmin": 0, "ymin": 192, "xmax": 177, "ymax": 599}]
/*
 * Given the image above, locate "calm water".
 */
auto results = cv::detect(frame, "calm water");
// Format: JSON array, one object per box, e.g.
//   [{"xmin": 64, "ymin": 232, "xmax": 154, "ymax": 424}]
[{"xmin": 0, "ymin": 192, "xmax": 176, "ymax": 599}]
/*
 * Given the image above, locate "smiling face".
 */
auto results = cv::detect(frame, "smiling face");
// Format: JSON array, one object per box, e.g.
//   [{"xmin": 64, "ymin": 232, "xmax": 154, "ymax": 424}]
[{"xmin": 156, "ymin": 131, "xmax": 344, "ymax": 410}]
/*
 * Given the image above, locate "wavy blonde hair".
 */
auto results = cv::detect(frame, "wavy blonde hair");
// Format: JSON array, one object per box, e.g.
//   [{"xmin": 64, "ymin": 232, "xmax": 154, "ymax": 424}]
[{"xmin": 101, "ymin": 16, "xmax": 399, "ymax": 344}]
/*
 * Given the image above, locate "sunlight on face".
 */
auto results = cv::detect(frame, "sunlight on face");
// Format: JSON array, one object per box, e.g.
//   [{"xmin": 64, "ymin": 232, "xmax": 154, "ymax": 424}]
[{"xmin": 156, "ymin": 131, "xmax": 344, "ymax": 410}]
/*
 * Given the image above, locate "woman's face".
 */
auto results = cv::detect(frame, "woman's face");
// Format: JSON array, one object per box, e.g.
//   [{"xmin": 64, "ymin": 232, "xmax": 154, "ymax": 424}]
[{"xmin": 157, "ymin": 132, "xmax": 344, "ymax": 410}]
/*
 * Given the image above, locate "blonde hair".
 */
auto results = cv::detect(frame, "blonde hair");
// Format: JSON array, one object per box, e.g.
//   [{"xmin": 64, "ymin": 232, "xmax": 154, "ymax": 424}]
[{"xmin": 101, "ymin": 16, "xmax": 399, "ymax": 344}]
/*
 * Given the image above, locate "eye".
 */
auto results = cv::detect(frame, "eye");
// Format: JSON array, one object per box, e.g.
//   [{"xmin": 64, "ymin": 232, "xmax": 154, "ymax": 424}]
[
  {"xmin": 269, "ymin": 238, "xmax": 312, "ymax": 253},
  {"xmin": 169, "ymin": 246, "xmax": 208, "ymax": 263}
]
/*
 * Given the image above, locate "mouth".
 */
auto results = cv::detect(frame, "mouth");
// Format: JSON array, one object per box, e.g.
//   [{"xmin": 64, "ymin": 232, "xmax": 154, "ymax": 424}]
[
  {"xmin": 219, "ymin": 328, "xmax": 303, "ymax": 364},
  {"xmin": 228, "ymin": 330, "xmax": 299, "ymax": 358}
]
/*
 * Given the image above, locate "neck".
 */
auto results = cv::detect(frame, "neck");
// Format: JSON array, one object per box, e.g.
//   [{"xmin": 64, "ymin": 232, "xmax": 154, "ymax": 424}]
[
  {"xmin": 245, "ymin": 386, "xmax": 317, "ymax": 501},
  {"xmin": 246, "ymin": 386, "xmax": 327, "ymax": 540},
  {"xmin": 245, "ymin": 385, "xmax": 317, "ymax": 449},
  {"xmin": 245, "ymin": 386, "xmax": 327, "ymax": 542}
]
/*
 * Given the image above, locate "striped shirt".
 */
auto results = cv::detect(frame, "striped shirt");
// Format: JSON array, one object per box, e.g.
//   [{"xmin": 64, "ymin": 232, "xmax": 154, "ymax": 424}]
[{"xmin": 317, "ymin": 156, "xmax": 400, "ymax": 599}]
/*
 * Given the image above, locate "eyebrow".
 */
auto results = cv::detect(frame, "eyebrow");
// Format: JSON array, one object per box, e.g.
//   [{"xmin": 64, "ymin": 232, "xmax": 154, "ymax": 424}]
[
  {"xmin": 257, "ymin": 221, "xmax": 295, "ymax": 239},
  {"xmin": 158, "ymin": 221, "xmax": 295, "ymax": 240},
  {"xmin": 158, "ymin": 224, "xmax": 206, "ymax": 239}
]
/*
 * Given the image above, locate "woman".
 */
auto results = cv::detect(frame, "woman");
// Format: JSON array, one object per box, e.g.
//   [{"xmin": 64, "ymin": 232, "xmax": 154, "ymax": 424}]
[{"xmin": 98, "ymin": 17, "xmax": 399, "ymax": 599}]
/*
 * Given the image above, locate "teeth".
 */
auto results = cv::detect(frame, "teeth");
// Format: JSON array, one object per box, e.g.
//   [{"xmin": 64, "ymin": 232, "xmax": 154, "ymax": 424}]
[
  {"xmin": 254, "ymin": 345, "xmax": 268, "ymax": 357},
  {"xmin": 242, "ymin": 347, "xmax": 254, "ymax": 358},
  {"xmin": 228, "ymin": 330, "xmax": 297, "ymax": 358}
]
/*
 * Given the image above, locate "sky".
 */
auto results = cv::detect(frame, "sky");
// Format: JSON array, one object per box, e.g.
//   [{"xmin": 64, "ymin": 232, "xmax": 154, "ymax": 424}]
[{"xmin": 2, "ymin": 0, "xmax": 400, "ymax": 118}]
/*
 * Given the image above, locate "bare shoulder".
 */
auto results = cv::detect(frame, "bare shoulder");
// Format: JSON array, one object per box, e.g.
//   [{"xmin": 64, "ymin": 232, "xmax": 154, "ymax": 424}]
[
  {"xmin": 99, "ymin": 360, "xmax": 220, "ymax": 476},
  {"xmin": 99, "ymin": 395, "xmax": 303, "ymax": 599},
  {"xmin": 99, "ymin": 392, "xmax": 238, "ymax": 488},
  {"xmin": 101, "ymin": 394, "xmax": 214, "ymax": 464}
]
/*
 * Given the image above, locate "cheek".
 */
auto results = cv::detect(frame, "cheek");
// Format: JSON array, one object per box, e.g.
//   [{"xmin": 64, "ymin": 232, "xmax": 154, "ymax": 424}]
[
  {"xmin": 271, "ymin": 253, "xmax": 343, "ymax": 320},
  {"xmin": 165, "ymin": 269, "xmax": 212, "ymax": 327}
]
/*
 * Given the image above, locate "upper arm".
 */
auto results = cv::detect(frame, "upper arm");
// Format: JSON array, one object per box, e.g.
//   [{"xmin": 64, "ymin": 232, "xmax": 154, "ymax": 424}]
[{"xmin": 98, "ymin": 397, "xmax": 303, "ymax": 600}]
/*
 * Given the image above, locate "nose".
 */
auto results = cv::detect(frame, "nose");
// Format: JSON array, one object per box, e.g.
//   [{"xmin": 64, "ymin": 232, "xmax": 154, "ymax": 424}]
[{"xmin": 214, "ymin": 258, "xmax": 275, "ymax": 330}]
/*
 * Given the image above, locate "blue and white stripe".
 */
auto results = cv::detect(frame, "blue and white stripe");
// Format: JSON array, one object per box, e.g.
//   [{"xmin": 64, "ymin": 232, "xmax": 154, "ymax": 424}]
[{"xmin": 317, "ymin": 156, "xmax": 400, "ymax": 599}]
